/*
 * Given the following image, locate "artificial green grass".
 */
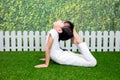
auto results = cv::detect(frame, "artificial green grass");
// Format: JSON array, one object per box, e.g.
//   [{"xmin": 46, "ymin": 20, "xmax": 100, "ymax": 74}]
[{"xmin": 0, "ymin": 51, "xmax": 120, "ymax": 80}]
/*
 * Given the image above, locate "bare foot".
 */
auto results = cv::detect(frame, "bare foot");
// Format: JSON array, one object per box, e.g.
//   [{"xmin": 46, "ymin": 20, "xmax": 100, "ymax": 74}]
[{"xmin": 72, "ymin": 28, "xmax": 82, "ymax": 44}]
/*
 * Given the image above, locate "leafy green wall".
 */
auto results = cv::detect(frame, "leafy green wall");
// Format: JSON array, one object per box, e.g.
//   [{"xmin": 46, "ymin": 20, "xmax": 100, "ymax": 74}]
[{"xmin": 0, "ymin": 0, "xmax": 120, "ymax": 31}]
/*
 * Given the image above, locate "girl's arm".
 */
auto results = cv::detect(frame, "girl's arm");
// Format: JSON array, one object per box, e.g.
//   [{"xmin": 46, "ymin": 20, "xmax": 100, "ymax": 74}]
[
  {"xmin": 34, "ymin": 34, "xmax": 53, "ymax": 68},
  {"xmin": 45, "ymin": 34, "xmax": 53, "ymax": 66}
]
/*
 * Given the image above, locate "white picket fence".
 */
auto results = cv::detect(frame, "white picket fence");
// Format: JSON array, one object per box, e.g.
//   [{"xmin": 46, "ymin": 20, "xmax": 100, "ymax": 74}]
[{"xmin": 0, "ymin": 31, "xmax": 120, "ymax": 52}]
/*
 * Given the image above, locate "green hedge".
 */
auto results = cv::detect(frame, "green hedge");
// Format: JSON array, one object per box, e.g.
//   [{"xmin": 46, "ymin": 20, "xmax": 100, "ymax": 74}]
[{"xmin": 0, "ymin": 0, "xmax": 120, "ymax": 31}]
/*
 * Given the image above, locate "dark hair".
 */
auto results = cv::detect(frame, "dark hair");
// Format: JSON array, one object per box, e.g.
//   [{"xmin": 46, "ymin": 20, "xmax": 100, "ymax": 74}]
[
  {"xmin": 59, "ymin": 21, "xmax": 74, "ymax": 41},
  {"xmin": 64, "ymin": 21, "xmax": 74, "ymax": 31}
]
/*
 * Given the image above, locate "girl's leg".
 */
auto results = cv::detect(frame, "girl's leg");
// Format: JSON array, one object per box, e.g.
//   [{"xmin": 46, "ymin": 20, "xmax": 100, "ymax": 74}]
[
  {"xmin": 57, "ymin": 51, "xmax": 96, "ymax": 67},
  {"xmin": 77, "ymin": 42, "xmax": 97, "ymax": 66},
  {"xmin": 72, "ymin": 28, "xmax": 83, "ymax": 44},
  {"xmin": 73, "ymin": 29, "xmax": 97, "ymax": 66}
]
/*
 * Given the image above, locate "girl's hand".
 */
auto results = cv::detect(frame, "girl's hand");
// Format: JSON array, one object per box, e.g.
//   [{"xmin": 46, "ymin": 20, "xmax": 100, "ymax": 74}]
[
  {"xmin": 53, "ymin": 20, "xmax": 64, "ymax": 33},
  {"xmin": 34, "ymin": 64, "xmax": 48, "ymax": 68},
  {"xmin": 40, "ymin": 58, "xmax": 45, "ymax": 61}
]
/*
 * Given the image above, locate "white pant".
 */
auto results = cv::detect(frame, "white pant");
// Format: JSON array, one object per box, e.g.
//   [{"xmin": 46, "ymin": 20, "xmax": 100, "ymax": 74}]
[
  {"xmin": 76, "ymin": 42, "xmax": 97, "ymax": 67},
  {"xmin": 51, "ymin": 42, "xmax": 97, "ymax": 67}
]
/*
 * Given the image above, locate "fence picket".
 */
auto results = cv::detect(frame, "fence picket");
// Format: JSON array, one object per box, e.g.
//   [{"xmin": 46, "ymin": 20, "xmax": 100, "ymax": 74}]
[
  {"xmin": 0, "ymin": 31, "xmax": 3, "ymax": 51},
  {"xmin": 103, "ymin": 31, "xmax": 108, "ymax": 51},
  {"xmin": 41, "ymin": 31, "xmax": 46, "ymax": 51},
  {"xmin": 71, "ymin": 44, "xmax": 77, "ymax": 51},
  {"xmin": 5, "ymin": 31, "xmax": 10, "ymax": 51},
  {"xmin": 97, "ymin": 31, "xmax": 102, "ymax": 51},
  {"xmin": 84, "ymin": 31, "xmax": 89, "ymax": 47},
  {"xmin": 35, "ymin": 31, "xmax": 40, "ymax": 51},
  {"xmin": 109, "ymin": 31, "xmax": 114, "ymax": 51},
  {"xmin": 29, "ymin": 31, "xmax": 34, "ymax": 51},
  {"xmin": 11, "ymin": 31, "xmax": 16, "ymax": 51},
  {"xmin": 91, "ymin": 31, "xmax": 96, "ymax": 51},
  {"xmin": 23, "ymin": 31, "xmax": 28, "ymax": 51},
  {"xmin": 115, "ymin": 31, "xmax": 120, "ymax": 51},
  {"xmin": 66, "ymin": 39, "xmax": 71, "ymax": 51},
  {"xmin": 17, "ymin": 31, "xmax": 22, "ymax": 51}
]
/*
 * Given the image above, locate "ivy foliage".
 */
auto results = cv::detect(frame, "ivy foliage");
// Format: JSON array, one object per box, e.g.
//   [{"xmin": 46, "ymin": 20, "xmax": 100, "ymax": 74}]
[{"xmin": 0, "ymin": 0, "xmax": 120, "ymax": 31}]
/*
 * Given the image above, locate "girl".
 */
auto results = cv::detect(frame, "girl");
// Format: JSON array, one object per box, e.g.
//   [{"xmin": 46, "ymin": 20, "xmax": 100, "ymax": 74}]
[{"xmin": 34, "ymin": 20, "xmax": 97, "ymax": 68}]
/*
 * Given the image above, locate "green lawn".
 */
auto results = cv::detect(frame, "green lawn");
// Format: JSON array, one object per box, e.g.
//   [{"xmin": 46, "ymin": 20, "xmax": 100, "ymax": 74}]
[{"xmin": 0, "ymin": 52, "xmax": 120, "ymax": 80}]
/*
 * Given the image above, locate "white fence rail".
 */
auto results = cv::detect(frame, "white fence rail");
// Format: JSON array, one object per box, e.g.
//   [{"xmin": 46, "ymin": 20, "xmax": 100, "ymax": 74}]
[{"xmin": 0, "ymin": 31, "xmax": 120, "ymax": 52}]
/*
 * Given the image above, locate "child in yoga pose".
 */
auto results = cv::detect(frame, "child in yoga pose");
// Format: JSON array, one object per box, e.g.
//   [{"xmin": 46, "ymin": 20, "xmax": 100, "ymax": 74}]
[{"xmin": 35, "ymin": 20, "xmax": 97, "ymax": 68}]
